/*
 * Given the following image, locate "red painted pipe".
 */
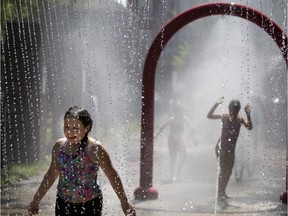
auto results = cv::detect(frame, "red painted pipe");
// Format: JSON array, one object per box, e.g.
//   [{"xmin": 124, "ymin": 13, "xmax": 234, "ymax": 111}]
[{"xmin": 134, "ymin": 2, "xmax": 287, "ymax": 201}]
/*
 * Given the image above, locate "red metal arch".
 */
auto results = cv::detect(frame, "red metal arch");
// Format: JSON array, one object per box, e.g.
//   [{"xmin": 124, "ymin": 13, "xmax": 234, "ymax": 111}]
[{"xmin": 134, "ymin": 2, "xmax": 288, "ymax": 201}]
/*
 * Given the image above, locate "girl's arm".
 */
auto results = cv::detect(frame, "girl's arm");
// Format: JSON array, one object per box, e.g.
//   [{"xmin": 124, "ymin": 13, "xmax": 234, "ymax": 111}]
[
  {"xmin": 154, "ymin": 117, "xmax": 173, "ymax": 139},
  {"xmin": 28, "ymin": 141, "xmax": 60, "ymax": 215},
  {"xmin": 243, "ymin": 103, "xmax": 253, "ymax": 130},
  {"xmin": 94, "ymin": 142, "xmax": 136, "ymax": 216},
  {"xmin": 207, "ymin": 97, "xmax": 224, "ymax": 119}
]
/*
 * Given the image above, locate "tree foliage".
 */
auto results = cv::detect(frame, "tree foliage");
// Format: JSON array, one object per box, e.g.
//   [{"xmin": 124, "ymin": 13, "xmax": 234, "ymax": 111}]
[
  {"xmin": 1, "ymin": 0, "xmax": 79, "ymax": 41},
  {"xmin": 172, "ymin": 41, "xmax": 191, "ymax": 74}
]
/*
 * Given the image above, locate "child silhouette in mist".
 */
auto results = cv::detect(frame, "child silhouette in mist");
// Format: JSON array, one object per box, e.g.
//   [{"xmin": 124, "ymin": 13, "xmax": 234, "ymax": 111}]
[
  {"xmin": 155, "ymin": 101, "xmax": 197, "ymax": 182},
  {"xmin": 207, "ymin": 97, "xmax": 252, "ymax": 204}
]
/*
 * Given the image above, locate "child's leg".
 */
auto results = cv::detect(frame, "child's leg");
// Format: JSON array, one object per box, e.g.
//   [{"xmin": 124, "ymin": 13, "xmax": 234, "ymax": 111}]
[
  {"xmin": 168, "ymin": 140, "xmax": 177, "ymax": 180},
  {"xmin": 176, "ymin": 145, "xmax": 187, "ymax": 179},
  {"xmin": 217, "ymin": 154, "xmax": 234, "ymax": 198},
  {"xmin": 218, "ymin": 167, "xmax": 232, "ymax": 197}
]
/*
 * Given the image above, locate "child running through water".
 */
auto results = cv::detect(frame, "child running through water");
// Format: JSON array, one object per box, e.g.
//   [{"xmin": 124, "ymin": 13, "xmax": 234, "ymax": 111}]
[
  {"xmin": 28, "ymin": 106, "xmax": 136, "ymax": 216},
  {"xmin": 155, "ymin": 101, "xmax": 197, "ymax": 182},
  {"xmin": 207, "ymin": 97, "xmax": 252, "ymax": 204}
]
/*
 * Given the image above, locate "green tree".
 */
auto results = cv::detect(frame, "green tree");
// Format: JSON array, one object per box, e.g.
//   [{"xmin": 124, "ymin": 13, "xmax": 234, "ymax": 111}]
[{"xmin": 1, "ymin": 0, "xmax": 84, "ymax": 42}]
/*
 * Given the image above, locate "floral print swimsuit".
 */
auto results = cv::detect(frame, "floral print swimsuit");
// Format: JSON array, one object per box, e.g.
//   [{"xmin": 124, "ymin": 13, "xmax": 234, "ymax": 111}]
[{"xmin": 57, "ymin": 141, "xmax": 102, "ymax": 203}]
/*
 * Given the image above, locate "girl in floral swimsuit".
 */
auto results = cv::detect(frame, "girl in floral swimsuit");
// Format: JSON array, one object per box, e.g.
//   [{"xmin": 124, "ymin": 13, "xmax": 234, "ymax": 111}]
[{"xmin": 28, "ymin": 106, "xmax": 136, "ymax": 216}]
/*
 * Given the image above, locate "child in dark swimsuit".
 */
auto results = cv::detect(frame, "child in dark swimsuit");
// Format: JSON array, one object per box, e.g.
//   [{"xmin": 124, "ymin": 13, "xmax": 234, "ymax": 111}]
[
  {"xmin": 207, "ymin": 97, "xmax": 252, "ymax": 203},
  {"xmin": 28, "ymin": 106, "xmax": 136, "ymax": 216}
]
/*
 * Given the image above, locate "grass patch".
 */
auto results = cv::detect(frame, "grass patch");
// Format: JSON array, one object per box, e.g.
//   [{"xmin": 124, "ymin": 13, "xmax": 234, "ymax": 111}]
[{"xmin": 1, "ymin": 159, "xmax": 50, "ymax": 188}]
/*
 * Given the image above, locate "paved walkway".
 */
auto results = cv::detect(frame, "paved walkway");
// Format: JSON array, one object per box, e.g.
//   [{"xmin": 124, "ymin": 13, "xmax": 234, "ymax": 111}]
[{"xmin": 1, "ymin": 140, "xmax": 287, "ymax": 216}]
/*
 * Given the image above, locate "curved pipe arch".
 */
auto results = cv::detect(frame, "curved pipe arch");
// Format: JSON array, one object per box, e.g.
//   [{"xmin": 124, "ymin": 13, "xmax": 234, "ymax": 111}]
[{"xmin": 135, "ymin": 2, "xmax": 287, "ymax": 200}]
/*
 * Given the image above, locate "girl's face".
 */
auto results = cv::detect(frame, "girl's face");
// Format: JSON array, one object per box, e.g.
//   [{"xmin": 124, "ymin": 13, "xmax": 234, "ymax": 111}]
[{"xmin": 64, "ymin": 117, "xmax": 88, "ymax": 144}]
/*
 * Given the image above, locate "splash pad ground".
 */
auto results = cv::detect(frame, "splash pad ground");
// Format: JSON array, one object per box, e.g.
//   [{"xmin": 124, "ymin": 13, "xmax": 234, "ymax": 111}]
[{"xmin": 1, "ymin": 141, "xmax": 286, "ymax": 216}]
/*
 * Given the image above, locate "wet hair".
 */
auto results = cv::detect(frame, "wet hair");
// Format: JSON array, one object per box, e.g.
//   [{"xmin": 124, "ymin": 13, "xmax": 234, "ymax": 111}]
[
  {"xmin": 229, "ymin": 99, "xmax": 241, "ymax": 112},
  {"xmin": 64, "ymin": 106, "xmax": 93, "ymax": 153},
  {"xmin": 64, "ymin": 106, "xmax": 93, "ymax": 129}
]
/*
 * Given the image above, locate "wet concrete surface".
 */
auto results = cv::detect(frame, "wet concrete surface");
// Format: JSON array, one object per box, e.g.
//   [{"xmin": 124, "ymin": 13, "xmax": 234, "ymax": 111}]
[{"xmin": 1, "ymin": 141, "xmax": 287, "ymax": 216}]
